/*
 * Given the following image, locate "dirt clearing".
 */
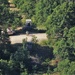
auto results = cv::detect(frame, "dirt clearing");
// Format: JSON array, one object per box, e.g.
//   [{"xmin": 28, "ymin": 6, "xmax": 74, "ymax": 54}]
[{"xmin": 9, "ymin": 33, "xmax": 47, "ymax": 44}]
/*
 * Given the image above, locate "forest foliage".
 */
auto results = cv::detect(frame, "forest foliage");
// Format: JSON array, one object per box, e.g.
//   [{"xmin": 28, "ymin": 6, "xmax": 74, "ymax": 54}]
[{"xmin": 0, "ymin": 0, "xmax": 75, "ymax": 75}]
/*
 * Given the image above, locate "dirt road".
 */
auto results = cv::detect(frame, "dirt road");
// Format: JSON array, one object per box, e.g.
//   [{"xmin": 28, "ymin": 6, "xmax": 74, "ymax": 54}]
[{"xmin": 9, "ymin": 33, "xmax": 47, "ymax": 44}]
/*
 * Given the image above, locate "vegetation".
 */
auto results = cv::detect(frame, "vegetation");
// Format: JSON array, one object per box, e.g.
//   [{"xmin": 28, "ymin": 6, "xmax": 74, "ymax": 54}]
[
  {"xmin": 0, "ymin": 0, "xmax": 22, "ymax": 28},
  {"xmin": 0, "ymin": 0, "xmax": 75, "ymax": 75}
]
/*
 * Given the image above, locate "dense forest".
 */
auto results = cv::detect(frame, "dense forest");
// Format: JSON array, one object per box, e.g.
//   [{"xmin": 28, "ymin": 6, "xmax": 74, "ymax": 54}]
[{"xmin": 0, "ymin": 0, "xmax": 75, "ymax": 75}]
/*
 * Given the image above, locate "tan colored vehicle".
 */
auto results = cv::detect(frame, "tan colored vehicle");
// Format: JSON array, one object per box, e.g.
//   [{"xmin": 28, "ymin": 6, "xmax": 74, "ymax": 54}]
[{"xmin": 7, "ymin": 27, "xmax": 15, "ymax": 35}]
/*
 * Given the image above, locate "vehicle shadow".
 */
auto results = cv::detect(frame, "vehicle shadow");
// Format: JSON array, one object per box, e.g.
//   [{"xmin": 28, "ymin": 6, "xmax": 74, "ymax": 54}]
[{"xmin": 13, "ymin": 28, "xmax": 47, "ymax": 36}]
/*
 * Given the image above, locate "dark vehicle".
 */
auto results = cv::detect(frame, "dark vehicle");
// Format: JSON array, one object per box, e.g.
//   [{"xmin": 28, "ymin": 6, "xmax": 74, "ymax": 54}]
[
  {"xmin": 22, "ymin": 23, "xmax": 33, "ymax": 31},
  {"xmin": 22, "ymin": 19, "xmax": 33, "ymax": 31}
]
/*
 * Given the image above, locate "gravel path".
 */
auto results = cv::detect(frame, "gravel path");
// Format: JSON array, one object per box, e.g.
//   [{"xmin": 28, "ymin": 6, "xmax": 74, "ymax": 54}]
[{"xmin": 9, "ymin": 33, "xmax": 47, "ymax": 44}]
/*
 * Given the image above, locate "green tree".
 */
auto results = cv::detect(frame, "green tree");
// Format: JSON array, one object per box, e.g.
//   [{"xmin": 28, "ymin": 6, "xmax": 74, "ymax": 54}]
[
  {"xmin": 21, "ymin": 69, "xmax": 28, "ymax": 75},
  {"xmin": 45, "ymin": 2, "xmax": 75, "ymax": 46},
  {"xmin": 45, "ymin": 2, "xmax": 75, "ymax": 62},
  {"xmin": 67, "ymin": 27, "xmax": 75, "ymax": 48},
  {"xmin": 0, "ymin": 1, "xmax": 22, "ymax": 27},
  {"xmin": 13, "ymin": 0, "xmax": 37, "ymax": 18},
  {"xmin": 0, "ymin": 0, "xmax": 8, "ymax": 5},
  {"xmin": 9, "ymin": 11, "xmax": 22, "ymax": 28},
  {"xmin": 33, "ymin": 0, "xmax": 67, "ymax": 26},
  {"xmin": 0, "ymin": 29, "xmax": 11, "ymax": 60},
  {"xmin": 10, "ymin": 39, "xmax": 29, "ymax": 74},
  {"xmin": 0, "ymin": 59, "xmax": 9, "ymax": 75},
  {"xmin": 0, "ymin": 4, "xmax": 10, "ymax": 25},
  {"xmin": 56, "ymin": 59, "xmax": 75, "ymax": 75}
]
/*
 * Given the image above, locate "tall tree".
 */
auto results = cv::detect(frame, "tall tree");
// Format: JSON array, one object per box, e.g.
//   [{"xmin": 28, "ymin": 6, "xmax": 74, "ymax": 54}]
[
  {"xmin": 0, "ymin": 4, "xmax": 10, "ymax": 25},
  {"xmin": 45, "ymin": 2, "xmax": 75, "ymax": 60},
  {"xmin": 56, "ymin": 59, "xmax": 75, "ymax": 75},
  {"xmin": 0, "ymin": 0, "xmax": 8, "ymax": 5},
  {"xmin": 46, "ymin": 2, "xmax": 75, "ymax": 39},
  {"xmin": 0, "ymin": 29, "xmax": 11, "ymax": 60},
  {"xmin": 33, "ymin": 0, "xmax": 67, "ymax": 26}
]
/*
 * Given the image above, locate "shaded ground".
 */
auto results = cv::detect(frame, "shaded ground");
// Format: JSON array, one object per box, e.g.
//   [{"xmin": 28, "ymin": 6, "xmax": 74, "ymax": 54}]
[{"xmin": 12, "ymin": 43, "xmax": 54, "ymax": 73}]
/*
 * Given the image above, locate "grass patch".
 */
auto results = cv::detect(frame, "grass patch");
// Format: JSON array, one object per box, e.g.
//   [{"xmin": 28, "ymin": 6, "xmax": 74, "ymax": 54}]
[{"xmin": 37, "ymin": 25, "xmax": 47, "ymax": 30}]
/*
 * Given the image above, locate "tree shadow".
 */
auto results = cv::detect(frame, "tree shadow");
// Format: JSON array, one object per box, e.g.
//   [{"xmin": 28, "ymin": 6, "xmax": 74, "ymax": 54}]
[
  {"xmin": 12, "ymin": 42, "xmax": 54, "ymax": 61},
  {"xmin": 29, "ymin": 44, "xmax": 54, "ymax": 61},
  {"xmin": 12, "ymin": 42, "xmax": 54, "ymax": 73}
]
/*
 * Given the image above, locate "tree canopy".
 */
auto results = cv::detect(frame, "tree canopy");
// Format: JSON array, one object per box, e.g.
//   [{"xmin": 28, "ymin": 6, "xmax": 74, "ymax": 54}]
[{"xmin": 0, "ymin": 0, "xmax": 75, "ymax": 75}]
